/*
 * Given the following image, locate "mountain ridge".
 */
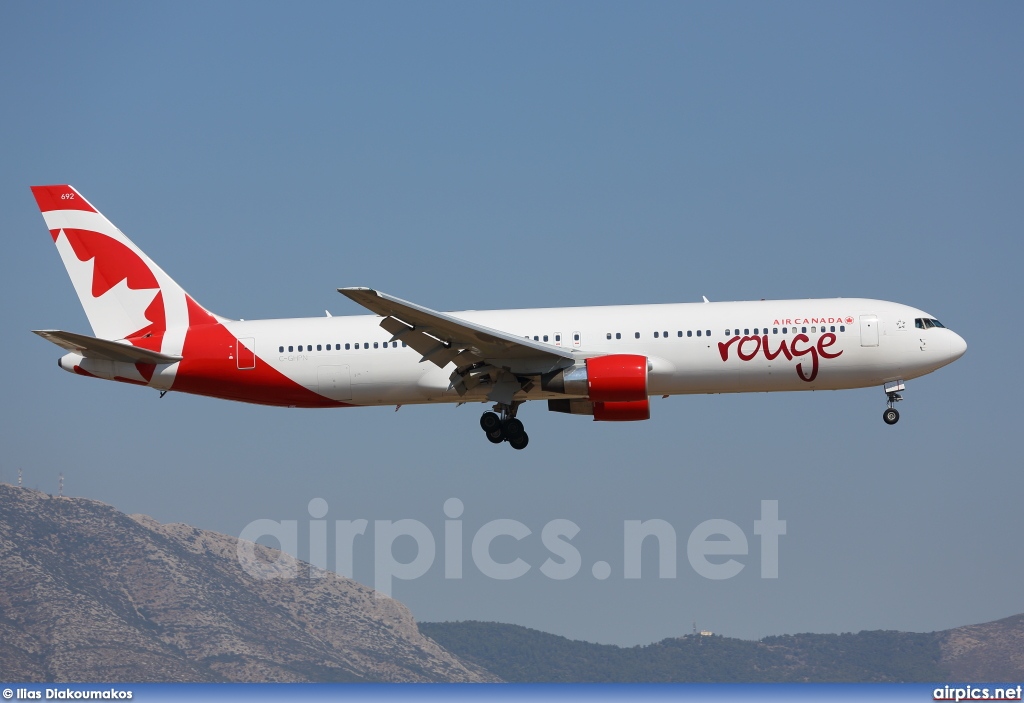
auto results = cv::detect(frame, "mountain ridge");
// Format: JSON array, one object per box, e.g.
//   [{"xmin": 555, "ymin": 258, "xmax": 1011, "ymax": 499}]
[
  {"xmin": 419, "ymin": 613, "xmax": 1024, "ymax": 683},
  {"xmin": 0, "ymin": 484, "xmax": 495, "ymax": 683},
  {"xmin": 4, "ymin": 482, "xmax": 1017, "ymax": 683}
]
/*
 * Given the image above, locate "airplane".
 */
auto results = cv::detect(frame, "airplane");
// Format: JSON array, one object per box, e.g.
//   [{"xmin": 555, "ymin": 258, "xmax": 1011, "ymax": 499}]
[{"xmin": 31, "ymin": 184, "xmax": 967, "ymax": 450}]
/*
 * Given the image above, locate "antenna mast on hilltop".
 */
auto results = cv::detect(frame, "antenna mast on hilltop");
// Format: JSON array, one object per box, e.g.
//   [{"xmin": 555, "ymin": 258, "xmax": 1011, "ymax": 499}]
[
  {"xmin": 18, "ymin": 468, "xmax": 23, "ymax": 487},
  {"xmin": 58, "ymin": 473, "xmax": 64, "ymax": 498}
]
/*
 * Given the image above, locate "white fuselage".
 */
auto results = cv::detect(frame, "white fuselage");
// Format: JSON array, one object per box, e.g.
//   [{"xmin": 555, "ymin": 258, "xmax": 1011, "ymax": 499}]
[{"xmin": 207, "ymin": 298, "xmax": 964, "ymax": 407}]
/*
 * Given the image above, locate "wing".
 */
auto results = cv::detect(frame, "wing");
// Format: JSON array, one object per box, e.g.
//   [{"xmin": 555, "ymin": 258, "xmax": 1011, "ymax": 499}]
[
  {"xmin": 338, "ymin": 287, "xmax": 577, "ymax": 403},
  {"xmin": 34, "ymin": 329, "xmax": 182, "ymax": 364}
]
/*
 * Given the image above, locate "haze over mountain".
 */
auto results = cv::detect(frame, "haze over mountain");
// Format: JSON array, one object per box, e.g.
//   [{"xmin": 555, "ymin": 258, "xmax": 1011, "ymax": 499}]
[
  {"xmin": 419, "ymin": 615, "xmax": 1024, "ymax": 683},
  {"xmin": 0, "ymin": 484, "xmax": 494, "ymax": 682},
  {"xmin": 2, "ymin": 482, "xmax": 1019, "ymax": 684}
]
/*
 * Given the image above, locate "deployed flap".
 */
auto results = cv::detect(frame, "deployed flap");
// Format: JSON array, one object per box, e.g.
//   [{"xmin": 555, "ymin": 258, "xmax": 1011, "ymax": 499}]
[
  {"xmin": 34, "ymin": 330, "xmax": 182, "ymax": 364},
  {"xmin": 338, "ymin": 288, "xmax": 576, "ymax": 368}
]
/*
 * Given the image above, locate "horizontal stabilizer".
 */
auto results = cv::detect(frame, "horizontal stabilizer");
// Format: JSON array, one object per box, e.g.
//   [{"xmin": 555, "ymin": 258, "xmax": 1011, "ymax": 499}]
[{"xmin": 33, "ymin": 330, "xmax": 182, "ymax": 364}]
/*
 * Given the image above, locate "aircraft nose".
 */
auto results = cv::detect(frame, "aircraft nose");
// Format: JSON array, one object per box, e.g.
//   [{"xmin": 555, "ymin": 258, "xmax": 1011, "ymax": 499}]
[{"xmin": 949, "ymin": 331, "xmax": 967, "ymax": 362}]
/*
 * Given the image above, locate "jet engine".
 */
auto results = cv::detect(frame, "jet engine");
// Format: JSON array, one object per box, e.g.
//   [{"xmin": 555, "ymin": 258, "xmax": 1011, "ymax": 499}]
[{"xmin": 543, "ymin": 354, "xmax": 651, "ymax": 421}]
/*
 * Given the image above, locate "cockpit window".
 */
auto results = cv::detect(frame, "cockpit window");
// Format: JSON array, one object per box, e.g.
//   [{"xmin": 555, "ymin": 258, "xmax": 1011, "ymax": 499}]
[
  {"xmin": 930, "ymin": 319, "xmax": 945, "ymax": 328},
  {"xmin": 915, "ymin": 318, "xmax": 946, "ymax": 329}
]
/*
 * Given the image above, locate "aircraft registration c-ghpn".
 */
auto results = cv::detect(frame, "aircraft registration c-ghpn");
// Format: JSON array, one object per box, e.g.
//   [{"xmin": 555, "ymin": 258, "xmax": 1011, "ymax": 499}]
[{"xmin": 31, "ymin": 185, "xmax": 967, "ymax": 450}]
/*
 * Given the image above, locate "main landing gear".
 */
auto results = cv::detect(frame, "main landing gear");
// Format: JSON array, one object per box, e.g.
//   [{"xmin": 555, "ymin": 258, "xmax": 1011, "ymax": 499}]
[
  {"xmin": 480, "ymin": 403, "xmax": 529, "ymax": 450},
  {"xmin": 883, "ymin": 380, "xmax": 905, "ymax": 425}
]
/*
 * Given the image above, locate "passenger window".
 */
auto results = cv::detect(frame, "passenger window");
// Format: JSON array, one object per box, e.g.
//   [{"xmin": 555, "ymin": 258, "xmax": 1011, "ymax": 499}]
[
  {"xmin": 288, "ymin": 346, "xmax": 294, "ymax": 352},
  {"xmin": 706, "ymin": 330, "xmax": 711, "ymax": 337},
  {"xmin": 402, "ymin": 342, "xmax": 407, "ymax": 347},
  {"xmin": 543, "ymin": 335, "xmax": 549, "ymax": 342},
  {"xmin": 773, "ymin": 328, "xmax": 778, "ymax": 334},
  {"xmin": 279, "ymin": 346, "xmax": 284, "ymax": 353},
  {"xmin": 654, "ymin": 331, "xmax": 659, "ymax": 338},
  {"xmin": 840, "ymin": 325, "xmax": 845, "ymax": 332},
  {"xmin": 393, "ymin": 341, "xmax": 398, "ymax": 348},
  {"xmin": 635, "ymin": 332, "xmax": 640, "ymax": 339},
  {"xmin": 317, "ymin": 344, "xmax": 322, "ymax": 351},
  {"xmin": 345, "ymin": 343, "xmax": 350, "ymax": 350},
  {"xmin": 534, "ymin": 335, "xmax": 539, "ymax": 341},
  {"xmin": 374, "ymin": 342, "xmax": 379, "ymax": 348},
  {"xmin": 616, "ymin": 333, "xmax": 621, "ymax": 339},
  {"xmin": 810, "ymin": 327, "xmax": 816, "ymax": 334},
  {"xmin": 678, "ymin": 331, "xmax": 682, "ymax": 337},
  {"xmin": 687, "ymin": 331, "xmax": 692, "ymax": 337},
  {"xmin": 606, "ymin": 333, "xmax": 612, "ymax": 340},
  {"xmin": 574, "ymin": 333, "xmax": 580, "ymax": 341},
  {"xmin": 663, "ymin": 331, "xmax": 668, "ymax": 338},
  {"xmin": 555, "ymin": 335, "xmax": 561, "ymax": 342},
  {"xmin": 696, "ymin": 330, "xmax": 702, "ymax": 337},
  {"xmin": 829, "ymin": 326, "xmax": 835, "ymax": 333},
  {"xmin": 744, "ymin": 329, "xmax": 749, "ymax": 335}
]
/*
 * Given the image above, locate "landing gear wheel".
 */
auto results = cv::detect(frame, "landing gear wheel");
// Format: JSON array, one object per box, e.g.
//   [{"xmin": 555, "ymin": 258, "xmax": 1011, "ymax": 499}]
[
  {"xmin": 482, "ymin": 401, "xmax": 526, "ymax": 448},
  {"xmin": 883, "ymin": 408, "xmax": 900, "ymax": 425},
  {"xmin": 503, "ymin": 418, "xmax": 525, "ymax": 440},
  {"xmin": 509, "ymin": 432, "xmax": 529, "ymax": 450},
  {"xmin": 480, "ymin": 412, "xmax": 502, "ymax": 433}
]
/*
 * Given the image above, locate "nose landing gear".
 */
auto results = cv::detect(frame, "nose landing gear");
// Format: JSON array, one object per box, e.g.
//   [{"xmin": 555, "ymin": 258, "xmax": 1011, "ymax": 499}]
[
  {"xmin": 882, "ymin": 380, "xmax": 904, "ymax": 425},
  {"xmin": 479, "ymin": 403, "xmax": 529, "ymax": 449}
]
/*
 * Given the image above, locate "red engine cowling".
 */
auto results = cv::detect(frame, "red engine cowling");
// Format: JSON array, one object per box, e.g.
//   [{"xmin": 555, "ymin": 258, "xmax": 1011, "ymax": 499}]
[
  {"xmin": 594, "ymin": 399, "xmax": 651, "ymax": 421},
  {"xmin": 544, "ymin": 354, "xmax": 651, "ymax": 422},
  {"xmin": 586, "ymin": 354, "xmax": 648, "ymax": 402}
]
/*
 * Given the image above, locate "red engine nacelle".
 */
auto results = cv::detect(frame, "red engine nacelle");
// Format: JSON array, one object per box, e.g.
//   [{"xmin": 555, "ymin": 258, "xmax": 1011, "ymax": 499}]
[
  {"xmin": 544, "ymin": 354, "xmax": 651, "ymax": 421},
  {"xmin": 585, "ymin": 354, "xmax": 648, "ymax": 402},
  {"xmin": 593, "ymin": 399, "xmax": 651, "ymax": 421}
]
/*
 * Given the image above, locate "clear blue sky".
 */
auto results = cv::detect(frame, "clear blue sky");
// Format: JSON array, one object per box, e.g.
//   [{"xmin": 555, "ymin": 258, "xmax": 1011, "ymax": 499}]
[{"xmin": 2, "ymin": 2, "xmax": 1021, "ymax": 646}]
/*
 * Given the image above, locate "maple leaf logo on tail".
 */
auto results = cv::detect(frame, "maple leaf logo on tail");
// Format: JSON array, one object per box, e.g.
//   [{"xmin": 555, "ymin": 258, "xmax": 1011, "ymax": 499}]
[{"xmin": 30, "ymin": 185, "xmax": 219, "ymax": 355}]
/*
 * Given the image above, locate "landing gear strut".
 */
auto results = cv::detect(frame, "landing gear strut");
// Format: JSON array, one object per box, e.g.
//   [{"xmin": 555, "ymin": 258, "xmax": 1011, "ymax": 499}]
[
  {"xmin": 480, "ymin": 402, "xmax": 529, "ymax": 450},
  {"xmin": 883, "ymin": 380, "xmax": 904, "ymax": 425}
]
